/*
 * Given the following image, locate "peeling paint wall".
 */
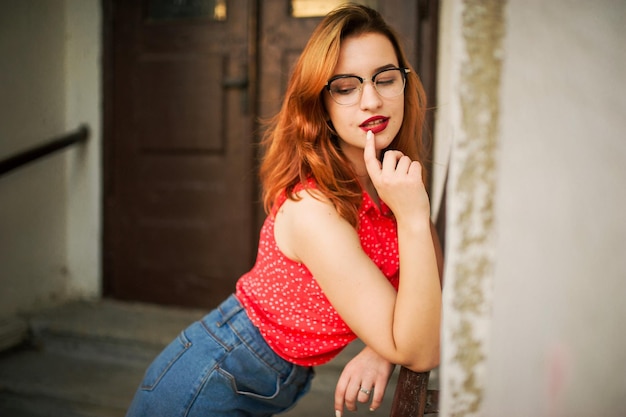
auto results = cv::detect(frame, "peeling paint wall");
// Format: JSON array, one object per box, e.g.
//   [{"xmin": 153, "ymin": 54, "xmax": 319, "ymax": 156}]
[
  {"xmin": 437, "ymin": 0, "xmax": 626, "ymax": 416},
  {"xmin": 437, "ymin": 1, "xmax": 505, "ymax": 416},
  {"xmin": 486, "ymin": 0, "xmax": 626, "ymax": 415}
]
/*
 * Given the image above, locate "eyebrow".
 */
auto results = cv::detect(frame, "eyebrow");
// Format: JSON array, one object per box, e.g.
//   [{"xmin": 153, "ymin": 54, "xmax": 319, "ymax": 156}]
[{"xmin": 331, "ymin": 63, "xmax": 398, "ymax": 79}]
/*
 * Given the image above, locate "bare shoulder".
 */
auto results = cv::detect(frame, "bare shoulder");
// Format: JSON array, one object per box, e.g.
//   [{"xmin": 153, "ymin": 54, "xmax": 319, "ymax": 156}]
[{"xmin": 274, "ymin": 189, "xmax": 360, "ymax": 262}]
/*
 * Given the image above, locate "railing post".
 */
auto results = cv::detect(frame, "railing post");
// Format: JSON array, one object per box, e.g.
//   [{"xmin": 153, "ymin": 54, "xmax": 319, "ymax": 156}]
[{"xmin": 389, "ymin": 367, "xmax": 431, "ymax": 417}]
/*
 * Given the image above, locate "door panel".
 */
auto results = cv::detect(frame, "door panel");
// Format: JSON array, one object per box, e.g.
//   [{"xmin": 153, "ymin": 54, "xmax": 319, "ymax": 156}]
[
  {"xmin": 135, "ymin": 57, "xmax": 225, "ymax": 151},
  {"xmin": 104, "ymin": 0, "xmax": 256, "ymax": 308}
]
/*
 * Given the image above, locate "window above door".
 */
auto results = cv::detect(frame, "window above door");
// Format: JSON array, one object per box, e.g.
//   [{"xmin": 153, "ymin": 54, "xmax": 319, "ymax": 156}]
[
  {"xmin": 291, "ymin": 0, "xmax": 378, "ymax": 17},
  {"xmin": 148, "ymin": 0, "xmax": 227, "ymax": 21}
]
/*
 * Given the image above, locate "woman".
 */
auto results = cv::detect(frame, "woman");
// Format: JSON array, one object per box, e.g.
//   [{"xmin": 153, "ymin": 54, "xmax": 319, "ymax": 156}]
[{"xmin": 126, "ymin": 4, "xmax": 442, "ymax": 417}]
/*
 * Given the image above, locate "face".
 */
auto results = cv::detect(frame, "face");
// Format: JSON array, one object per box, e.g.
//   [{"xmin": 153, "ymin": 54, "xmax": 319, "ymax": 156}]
[{"xmin": 324, "ymin": 32, "xmax": 405, "ymax": 161}]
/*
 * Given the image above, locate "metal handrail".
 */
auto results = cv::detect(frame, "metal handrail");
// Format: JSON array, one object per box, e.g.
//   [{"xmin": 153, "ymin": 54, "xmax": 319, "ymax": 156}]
[{"xmin": 0, "ymin": 125, "xmax": 89, "ymax": 177}]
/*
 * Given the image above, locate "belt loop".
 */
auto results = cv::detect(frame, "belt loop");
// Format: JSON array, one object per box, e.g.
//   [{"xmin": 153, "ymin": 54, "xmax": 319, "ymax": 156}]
[{"xmin": 216, "ymin": 294, "xmax": 243, "ymax": 327}]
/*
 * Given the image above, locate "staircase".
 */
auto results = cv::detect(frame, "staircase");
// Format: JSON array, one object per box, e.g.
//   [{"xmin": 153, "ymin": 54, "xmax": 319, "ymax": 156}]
[
  {"xmin": 0, "ymin": 299, "xmax": 208, "ymax": 417},
  {"xmin": 0, "ymin": 299, "xmax": 401, "ymax": 417}
]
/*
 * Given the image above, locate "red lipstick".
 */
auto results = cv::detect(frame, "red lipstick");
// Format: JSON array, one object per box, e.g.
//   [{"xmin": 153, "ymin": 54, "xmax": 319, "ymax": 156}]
[{"xmin": 359, "ymin": 116, "xmax": 389, "ymax": 134}]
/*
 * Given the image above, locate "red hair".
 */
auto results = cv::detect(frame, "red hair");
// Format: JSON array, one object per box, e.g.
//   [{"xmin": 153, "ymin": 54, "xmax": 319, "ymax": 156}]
[{"xmin": 260, "ymin": 4, "xmax": 428, "ymax": 226}]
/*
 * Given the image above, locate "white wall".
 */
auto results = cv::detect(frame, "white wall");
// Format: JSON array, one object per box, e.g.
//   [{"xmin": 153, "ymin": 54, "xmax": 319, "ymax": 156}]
[
  {"xmin": 0, "ymin": 0, "xmax": 101, "ymax": 318},
  {"xmin": 437, "ymin": 0, "xmax": 626, "ymax": 416},
  {"xmin": 65, "ymin": 0, "xmax": 102, "ymax": 300},
  {"xmin": 486, "ymin": 1, "xmax": 626, "ymax": 416}
]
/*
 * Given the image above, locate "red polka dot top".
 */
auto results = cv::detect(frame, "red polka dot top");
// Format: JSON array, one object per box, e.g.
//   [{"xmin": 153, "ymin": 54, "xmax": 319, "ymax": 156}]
[{"xmin": 236, "ymin": 183, "xmax": 400, "ymax": 366}]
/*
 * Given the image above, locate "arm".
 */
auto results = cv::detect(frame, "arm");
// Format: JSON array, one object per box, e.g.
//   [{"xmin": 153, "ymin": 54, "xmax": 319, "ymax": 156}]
[
  {"xmin": 363, "ymin": 131, "xmax": 441, "ymax": 370},
  {"xmin": 274, "ymin": 132, "xmax": 441, "ymax": 371},
  {"xmin": 333, "ymin": 223, "xmax": 443, "ymax": 415}
]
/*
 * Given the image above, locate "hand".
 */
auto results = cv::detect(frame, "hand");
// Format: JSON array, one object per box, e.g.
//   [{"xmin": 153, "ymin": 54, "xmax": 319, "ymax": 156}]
[
  {"xmin": 334, "ymin": 345, "xmax": 395, "ymax": 415},
  {"xmin": 363, "ymin": 130, "xmax": 430, "ymax": 223}
]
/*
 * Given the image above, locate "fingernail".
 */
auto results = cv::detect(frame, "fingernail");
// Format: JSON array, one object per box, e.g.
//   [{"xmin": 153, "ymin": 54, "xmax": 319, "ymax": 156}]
[
  {"xmin": 369, "ymin": 408, "xmax": 375, "ymax": 412},
  {"xmin": 366, "ymin": 130, "xmax": 374, "ymax": 140},
  {"xmin": 335, "ymin": 410, "xmax": 342, "ymax": 417}
]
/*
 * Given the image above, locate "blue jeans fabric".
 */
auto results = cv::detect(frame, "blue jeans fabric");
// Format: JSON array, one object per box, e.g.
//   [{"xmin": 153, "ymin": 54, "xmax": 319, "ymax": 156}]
[{"xmin": 125, "ymin": 294, "xmax": 315, "ymax": 417}]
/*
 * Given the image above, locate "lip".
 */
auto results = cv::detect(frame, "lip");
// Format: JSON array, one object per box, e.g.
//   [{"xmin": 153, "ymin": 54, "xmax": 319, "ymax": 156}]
[{"xmin": 359, "ymin": 116, "xmax": 389, "ymax": 134}]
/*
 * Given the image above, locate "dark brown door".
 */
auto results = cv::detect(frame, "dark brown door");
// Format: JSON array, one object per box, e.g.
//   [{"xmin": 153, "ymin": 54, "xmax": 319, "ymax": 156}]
[
  {"xmin": 103, "ymin": 0, "xmax": 438, "ymax": 309},
  {"xmin": 104, "ymin": 0, "xmax": 258, "ymax": 308}
]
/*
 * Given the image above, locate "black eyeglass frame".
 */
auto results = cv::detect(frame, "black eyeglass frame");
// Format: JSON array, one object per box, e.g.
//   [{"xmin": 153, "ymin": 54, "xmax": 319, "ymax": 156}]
[{"xmin": 324, "ymin": 67, "xmax": 411, "ymax": 105}]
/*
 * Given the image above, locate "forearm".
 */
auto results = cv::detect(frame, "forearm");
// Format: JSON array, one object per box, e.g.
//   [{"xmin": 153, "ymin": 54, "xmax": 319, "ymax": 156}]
[{"xmin": 392, "ymin": 217, "xmax": 442, "ymax": 371}]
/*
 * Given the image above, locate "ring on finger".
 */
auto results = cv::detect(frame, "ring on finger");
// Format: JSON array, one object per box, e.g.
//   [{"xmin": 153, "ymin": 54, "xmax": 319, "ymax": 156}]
[{"xmin": 359, "ymin": 387, "xmax": 372, "ymax": 395}]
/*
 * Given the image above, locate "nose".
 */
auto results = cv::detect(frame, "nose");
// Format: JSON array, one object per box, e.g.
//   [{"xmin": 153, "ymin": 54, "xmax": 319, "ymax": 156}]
[{"xmin": 359, "ymin": 80, "xmax": 383, "ymax": 110}]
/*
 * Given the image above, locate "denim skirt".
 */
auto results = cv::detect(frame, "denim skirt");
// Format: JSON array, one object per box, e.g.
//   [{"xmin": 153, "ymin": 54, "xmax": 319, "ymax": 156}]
[{"xmin": 125, "ymin": 294, "xmax": 315, "ymax": 417}]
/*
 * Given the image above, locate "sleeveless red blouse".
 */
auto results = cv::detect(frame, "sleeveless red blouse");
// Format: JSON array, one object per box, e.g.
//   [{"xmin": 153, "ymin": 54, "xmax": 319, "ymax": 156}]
[{"xmin": 236, "ymin": 186, "xmax": 399, "ymax": 366}]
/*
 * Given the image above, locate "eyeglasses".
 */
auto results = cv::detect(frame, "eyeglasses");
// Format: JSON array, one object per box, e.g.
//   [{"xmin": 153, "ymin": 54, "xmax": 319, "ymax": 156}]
[{"xmin": 325, "ymin": 67, "xmax": 410, "ymax": 106}]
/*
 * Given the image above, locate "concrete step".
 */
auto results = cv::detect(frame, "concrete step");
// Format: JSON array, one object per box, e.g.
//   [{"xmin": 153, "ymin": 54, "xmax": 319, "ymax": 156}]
[
  {"xmin": 0, "ymin": 347, "xmax": 141, "ymax": 416},
  {"xmin": 0, "ymin": 317, "xmax": 29, "ymax": 353},
  {"xmin": 0, "ymin": 298, "xmax": 207, "ymax": 417},
  {"xmin": 27, "ymin": 298, "xmax": 208, "ymax": 367},
  {"xmin": 0, "ymin": 393, "xmax": 119, "ymax": 417}
]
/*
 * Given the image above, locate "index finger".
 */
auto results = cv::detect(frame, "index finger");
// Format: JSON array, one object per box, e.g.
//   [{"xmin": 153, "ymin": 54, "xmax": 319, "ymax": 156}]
[{"xmin": 363, "ymin": 130, "xmax": 381, "ymax": 179}]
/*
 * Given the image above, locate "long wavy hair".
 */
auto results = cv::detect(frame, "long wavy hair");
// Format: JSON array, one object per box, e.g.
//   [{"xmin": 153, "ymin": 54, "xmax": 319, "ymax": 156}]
[{"xmin": 259, "ymin": 4, "xmax": 427, "ymax": 227}]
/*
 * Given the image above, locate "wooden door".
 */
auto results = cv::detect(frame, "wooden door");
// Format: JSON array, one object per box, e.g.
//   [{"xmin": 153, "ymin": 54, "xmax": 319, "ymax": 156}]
[
  {"xmin": 103, "ymin": 0, "xmax": 438, "ymax": 309},
  {"xmin": 103, "ymin": 0, "xmax": 257, "ymax": 308}
]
